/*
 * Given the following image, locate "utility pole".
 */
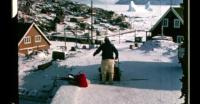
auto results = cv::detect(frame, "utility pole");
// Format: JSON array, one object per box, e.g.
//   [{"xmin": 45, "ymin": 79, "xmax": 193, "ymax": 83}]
[
  {"xmin": 64, "ymin": 24, "xmax": 67, "ymax": 50},
  {"xmin": 119, "ymin": 29, "xmax": 120, "ymax": 44},
  {"xmin": 161, "ymin": 24, "xmax": 164, "ymax": 38},
  {"xmin": 90, "ymin": 0, "xmax": 94, "ymax": 47},
  {"xmin": 75, "ymin": 27, "xmax": 78, "ymax": 48},
  {"xmin": 134, "ymin": 30, "xmax": 136, "ymax": 42},
  {"xmin": 146, "ymin": 31, "xmax": 148, "ymax": 41},
  {"xmin": 106, "ymin": 26, "xmax": 108, "ymax": 36}
]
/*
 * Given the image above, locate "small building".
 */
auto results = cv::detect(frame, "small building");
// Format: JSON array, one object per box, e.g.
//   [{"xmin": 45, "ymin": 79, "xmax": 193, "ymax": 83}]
[
  {"xmin": 70, "ymin": 17, "xmax": 85, "ymax": 23},
  {"xmin": 96, "ymin": 30, "xmax": 107, "ymax": 36},
  {"xmin": 18, "ymin": 22, "xmax": 51, "ymax": 55},
  {"xmin": 149, "ymin": 7, "xmax": 184, "ymax": 43}
]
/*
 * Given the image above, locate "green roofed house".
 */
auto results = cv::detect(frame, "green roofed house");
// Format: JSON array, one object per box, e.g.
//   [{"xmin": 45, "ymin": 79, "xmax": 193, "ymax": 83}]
[
  {"xmin": 18, "ymin": 22, "xmax": 51, "ymax": 55},
  {"xmin": 149, "ymin": 7, "xmax": 184, "ymax": 43}
]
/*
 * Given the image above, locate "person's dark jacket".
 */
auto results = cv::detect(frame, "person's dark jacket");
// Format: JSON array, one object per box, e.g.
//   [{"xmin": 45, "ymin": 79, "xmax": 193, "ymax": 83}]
[{"xmin": 93, "ymin": 38, "xmax": 118, "ymax": 60}]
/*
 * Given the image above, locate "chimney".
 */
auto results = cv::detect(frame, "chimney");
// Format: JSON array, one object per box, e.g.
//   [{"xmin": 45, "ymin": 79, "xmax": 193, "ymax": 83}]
[{"xmin": 180, "ymin": 3, "xmax": 184, "ymax": 9}]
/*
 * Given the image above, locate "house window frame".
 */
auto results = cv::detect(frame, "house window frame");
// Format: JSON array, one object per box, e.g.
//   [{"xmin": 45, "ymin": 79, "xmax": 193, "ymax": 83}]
[
  {"xmin": 177, "ymin": 35, "xmax": 184, "ymax": 43},
  {"xmin": 24, "ymin": 36, "xmax": 31, "ymax": 44},
  {"xmin": 35, "ymin": 35, "xmax": 41, "ymax": 42},
  {"xmin": 162, "ymin": 18, "xmax": 168, "ymax": 27},
  {"xmin": 174, "ymin": 19, "xmax": 180, "ymax": 28}
]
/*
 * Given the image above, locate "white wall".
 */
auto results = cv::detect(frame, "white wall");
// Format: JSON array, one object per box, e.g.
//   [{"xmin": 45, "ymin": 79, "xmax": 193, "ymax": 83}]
[{"xmin": 12, "ymin": 0, "xmax": 18, "ymax": 18}]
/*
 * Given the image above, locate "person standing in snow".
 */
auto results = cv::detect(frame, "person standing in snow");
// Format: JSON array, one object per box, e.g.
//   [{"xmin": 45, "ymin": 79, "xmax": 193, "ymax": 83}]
[{"xmin": 93, "ymin": 37, "xmax": 118, "ymax": 84}]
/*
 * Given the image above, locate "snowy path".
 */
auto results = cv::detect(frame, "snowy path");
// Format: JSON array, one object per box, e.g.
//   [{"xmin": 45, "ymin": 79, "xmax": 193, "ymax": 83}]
[
  {"xmin": 51, "ymin": 42, "xmax": 183, "ymax": 104},
  {"xmin": 19, "ymin": 38, "xmax": 183, "ymax": 104}
]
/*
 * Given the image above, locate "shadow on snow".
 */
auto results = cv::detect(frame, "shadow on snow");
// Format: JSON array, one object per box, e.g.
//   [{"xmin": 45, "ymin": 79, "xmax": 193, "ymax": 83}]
[
  {"xmin": 19, "ymin": 60, "xmax": 182, "ymax": 103},
  {"xmin": 72, "ymin": 61, "xmax": 182, "ymax": 91}
]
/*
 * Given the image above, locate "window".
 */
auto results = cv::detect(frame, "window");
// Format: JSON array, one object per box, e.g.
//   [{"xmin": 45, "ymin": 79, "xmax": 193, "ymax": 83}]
[
  {"xmin": 35, "ymin": 35, "xmax": 41, "ymax": 42},
  {"xmin": 24, "ymin": 36, "xmax": 31, "ymax": 44},
  {"xmin": 174, "ymin": 19, "xmax": 180, "ymax": 28},
  {"xmin": 177, "ymin": 35, "xmax": 184, "ymax": 43},
  {"xmin": 162, "ymin": 18, "xmax": 168, "ymax": 27}
]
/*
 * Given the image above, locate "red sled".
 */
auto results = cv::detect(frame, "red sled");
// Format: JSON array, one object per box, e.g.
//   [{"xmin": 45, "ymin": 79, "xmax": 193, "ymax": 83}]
[{"xmin": 77, "ymin": 73, "xmax": 88, "ymax": 87}]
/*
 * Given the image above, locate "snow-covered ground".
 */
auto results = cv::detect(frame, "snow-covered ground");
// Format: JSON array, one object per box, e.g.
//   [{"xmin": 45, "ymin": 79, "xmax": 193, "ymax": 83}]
[
  {"xmin": 93, "ymin": 4, "xmax": 180, "ymax": 31},
  {"xmin": 19, "ymin": 32, "xmax": 183, "ymax": 104},
  {"xmin": 18, "ymin": 3, "xmax": 184, "ymax": 104},
  {"xmin": 50, "ymin": 34, "xmax": 183, "ymax": 104},
  {"xmin": 52, "ymin": 5, "xmax": 179, "ymax": 44},
  {"xmin": 53, "ymin": 5, "xmax": 180, "ymax": 39}
]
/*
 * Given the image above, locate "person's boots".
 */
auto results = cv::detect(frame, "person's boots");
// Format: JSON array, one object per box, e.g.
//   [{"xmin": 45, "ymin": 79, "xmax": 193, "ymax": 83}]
[
  {"xmin": 108, "ymin": 73, "xmax": 114, "ymax": 84},
  {"xmin": 101, "ymin": 73, "xmax": 106, "ymax": 84}
]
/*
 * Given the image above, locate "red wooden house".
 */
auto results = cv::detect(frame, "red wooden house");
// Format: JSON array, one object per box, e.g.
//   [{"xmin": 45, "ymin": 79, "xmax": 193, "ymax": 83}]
[
  {"xmin": 18, "ymin": 22, "xmax": 51, "ymax": 55},
  {"xmin": 149, "ymin": 7, "xmax": 184, "ymax": 43}
]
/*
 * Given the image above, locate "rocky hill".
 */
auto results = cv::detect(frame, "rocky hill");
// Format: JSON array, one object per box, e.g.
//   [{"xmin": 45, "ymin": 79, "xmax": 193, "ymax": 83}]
[{"xmin": 18, "ymin": 0, "xmax": 130, "ymax": 34}]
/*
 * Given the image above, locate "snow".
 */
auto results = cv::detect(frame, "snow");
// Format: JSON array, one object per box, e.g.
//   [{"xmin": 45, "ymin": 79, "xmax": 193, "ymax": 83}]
[
  {"xmin": 37, "ymin": 14, "xmax": 54, "ymax": 21},
  {"xmin": 18, "ymin": 3, "xmax": 184, "ymax": 104},
  {"xmin": 49, "ymin": 38, "xmax": 183, "ymax": 104},
  {"xmin": 49, "ymin": 5, "xmax": 179, "ymax": 41},
  {"xmin": 56, "ymin": 24, "xmax": 65, "ymax": 32},
  {"xmin": 93, "ymin": 4, "xmax": 177, "ymax": 31},
  {"xmin": 19, "ymin": 32, "xmax": 183, "ymax": 104}
]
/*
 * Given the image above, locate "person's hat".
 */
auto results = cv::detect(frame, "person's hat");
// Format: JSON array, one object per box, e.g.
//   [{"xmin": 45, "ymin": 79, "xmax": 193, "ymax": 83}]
[
  {"xmin": 104, "ymin": 36, "xmax": 109, "ymax": 41},
  {"xmin": 104, "ymin": 36, "xmax": 110, "ymax": 43}
]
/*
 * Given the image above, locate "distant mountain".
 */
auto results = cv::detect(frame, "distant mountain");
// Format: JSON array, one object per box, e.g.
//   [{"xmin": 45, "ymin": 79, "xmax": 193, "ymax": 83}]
[{"xmin": 72, "ymin": 0, "xmax": 183, "ymax": 5}]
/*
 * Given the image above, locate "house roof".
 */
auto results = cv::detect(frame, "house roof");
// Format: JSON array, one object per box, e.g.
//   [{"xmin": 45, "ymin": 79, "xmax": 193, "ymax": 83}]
[
  {"xmin": 18, "ymin": 22, "xmax": 51, "ymax": 46},
  {"xmin": 149, "ymin": 7, "xmax": 184, "ymax": 32},
  {"xmin": 17, "ymin": 23, "xmax": 32, "ymax": 43},
  {"xmin": 173, "ymin": 7, "xmax": 184, "ymax": 21}
]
